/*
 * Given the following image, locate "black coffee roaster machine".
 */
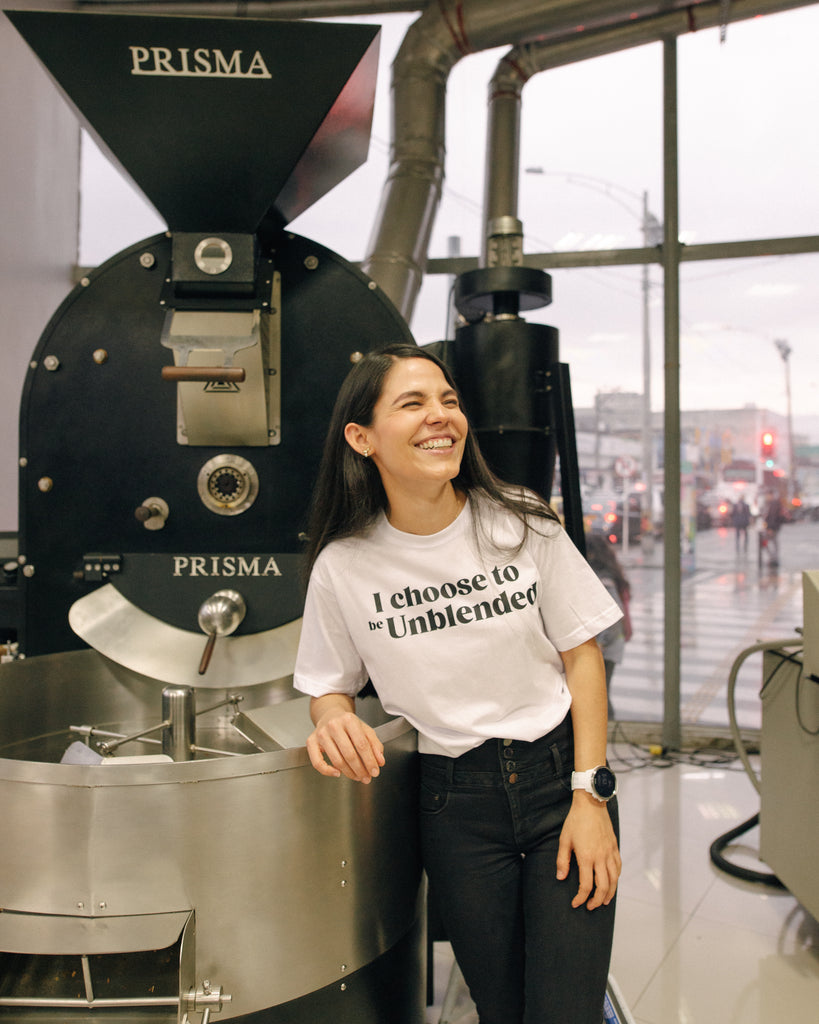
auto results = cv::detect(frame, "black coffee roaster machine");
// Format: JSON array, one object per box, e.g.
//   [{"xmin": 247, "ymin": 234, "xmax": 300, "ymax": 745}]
[{"xmin": 0, "ymin": 10, "xmax": 582, "ymax": 1023}]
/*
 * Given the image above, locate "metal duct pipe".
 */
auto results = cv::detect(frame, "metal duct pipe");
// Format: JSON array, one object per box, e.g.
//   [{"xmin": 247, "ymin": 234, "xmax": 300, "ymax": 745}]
[
  {"xmin": 483, "ymin": 0, "xmax": 819, "ymax": 242},
  {"xmin": 87, "ymin": 1, "xmax": 424, "ymax": 15},
  {"xmin": 361, "ymin": 0, "xmax": 708, "ymax": 319}
]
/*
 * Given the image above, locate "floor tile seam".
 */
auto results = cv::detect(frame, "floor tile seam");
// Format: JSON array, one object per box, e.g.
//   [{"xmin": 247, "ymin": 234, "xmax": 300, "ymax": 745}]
[
  {"xmin": 691, "ymin": 898, "xmax": 803, "ymax": 941},
  {"xmin": 620, "ymin": 903, "xmax": 698, "ymax": 1019}
]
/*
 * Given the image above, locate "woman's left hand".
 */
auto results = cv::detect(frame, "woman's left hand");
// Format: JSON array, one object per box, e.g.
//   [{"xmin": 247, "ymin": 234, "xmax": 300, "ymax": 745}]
[{"xmin": 556, "ymin": 793, "xmax": 621, "ymax": 910}]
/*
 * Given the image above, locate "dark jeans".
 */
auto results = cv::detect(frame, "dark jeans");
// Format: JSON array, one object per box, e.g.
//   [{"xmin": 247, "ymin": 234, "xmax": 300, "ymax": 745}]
[{"xmin": 420, "ymin": 715, "xmax": 618, "ymax": 1024}]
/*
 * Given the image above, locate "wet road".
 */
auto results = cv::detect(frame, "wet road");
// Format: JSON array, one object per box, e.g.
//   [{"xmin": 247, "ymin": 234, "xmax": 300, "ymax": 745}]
[{"xmin": 610, "ymin": 517, "xmax": 817, "ymax": 730}]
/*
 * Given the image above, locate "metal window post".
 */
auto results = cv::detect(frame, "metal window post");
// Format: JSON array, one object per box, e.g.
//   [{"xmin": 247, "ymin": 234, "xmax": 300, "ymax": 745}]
[{"xmin": 662, "ymin": 37, "xmax": 682, "ymax": 751}]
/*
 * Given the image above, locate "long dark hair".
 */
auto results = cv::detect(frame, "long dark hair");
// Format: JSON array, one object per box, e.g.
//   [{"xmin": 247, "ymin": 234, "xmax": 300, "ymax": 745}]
[
  {"xmin": 302, "ymin": 343, "xmax": 558, "ymax": 577},
  {"xmin": 585, "ymin": 533, "xmax": 631, "ymax": 600}
]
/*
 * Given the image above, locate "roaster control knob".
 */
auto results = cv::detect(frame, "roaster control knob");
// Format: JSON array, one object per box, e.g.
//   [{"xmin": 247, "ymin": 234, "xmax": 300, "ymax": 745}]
[{"xmin": 135, "ymin": 497, "xmax": 169, "ymax": 531}]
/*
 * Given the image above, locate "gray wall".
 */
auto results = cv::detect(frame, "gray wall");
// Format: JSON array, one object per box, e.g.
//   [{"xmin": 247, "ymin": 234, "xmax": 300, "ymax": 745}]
[{"xmin": 1, "ymin": 6, "xmax": 80, "ymax": 534}]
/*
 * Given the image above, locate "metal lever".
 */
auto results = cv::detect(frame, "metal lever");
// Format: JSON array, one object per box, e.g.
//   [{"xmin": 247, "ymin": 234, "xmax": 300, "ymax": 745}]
[
  {"xmin": 134, "ymin": 496, "xmax": 169, "ymax": 531},
  {"xmin": 197, "ymin": 590, "xmax": 246, "ymax": 675}
]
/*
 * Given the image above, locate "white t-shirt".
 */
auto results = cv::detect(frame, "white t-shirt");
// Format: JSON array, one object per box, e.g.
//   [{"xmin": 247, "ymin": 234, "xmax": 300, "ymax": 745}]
[{"xmin": 293, "ymin": 496, "xmax": 622, "ymax": 757}]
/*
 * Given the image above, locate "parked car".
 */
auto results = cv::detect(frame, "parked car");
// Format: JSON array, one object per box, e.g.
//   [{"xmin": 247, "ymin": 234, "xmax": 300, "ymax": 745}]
[
  {"xmin": 698, "ymin": 491, "xmax": 734, "ymax": 529},
  {"xmin": 791, "ymin": 493, "xmax": 819, "ymax": 521},
  {"xmin": 584, "ymin": 493, "xmax": 642, "ymax": 545}
]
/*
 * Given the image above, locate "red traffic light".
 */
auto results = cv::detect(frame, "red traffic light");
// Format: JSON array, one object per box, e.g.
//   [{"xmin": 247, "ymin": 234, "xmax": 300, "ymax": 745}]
[{"xmin": 761, "ymin": 430, "xmax": 775, "ymax": 458}]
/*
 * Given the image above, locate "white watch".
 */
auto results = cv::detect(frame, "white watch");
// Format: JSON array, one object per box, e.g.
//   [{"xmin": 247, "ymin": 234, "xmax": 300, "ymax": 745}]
[{"xmin": 571, "ymin": 766, "xmax": 617, "ymax": 802}]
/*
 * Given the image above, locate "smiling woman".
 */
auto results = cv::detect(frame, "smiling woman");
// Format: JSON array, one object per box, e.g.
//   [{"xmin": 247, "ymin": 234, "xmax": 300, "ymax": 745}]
[
  {"xmin": 343, "ymin": 356, "xmax": 467, "ymax": 534},
  {"xmin": 292, "ymin": 342, "xmax": 625, "ymax": 1024}
]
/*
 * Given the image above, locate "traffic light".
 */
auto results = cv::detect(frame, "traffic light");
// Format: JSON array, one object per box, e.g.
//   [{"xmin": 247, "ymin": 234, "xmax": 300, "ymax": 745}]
[{"xmin": 761, "ymin": 430, "xmax": 775, "ymax": 467}]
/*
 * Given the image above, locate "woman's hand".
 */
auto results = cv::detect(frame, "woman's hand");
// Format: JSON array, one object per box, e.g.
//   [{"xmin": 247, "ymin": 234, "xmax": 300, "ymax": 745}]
[
  {"xmin": 556, "ymin": 792, "xmax": 621, "ymax": 910},
  {"xmin": 307, "ymin": 694, "xmax": 385, "ymax": 784}
]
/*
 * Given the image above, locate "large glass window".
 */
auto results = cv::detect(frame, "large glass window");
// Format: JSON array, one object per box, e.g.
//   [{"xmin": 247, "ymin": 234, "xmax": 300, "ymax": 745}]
[{"xmin": 76, "ymin": 5, "xmax": 819, "ymax": 735}]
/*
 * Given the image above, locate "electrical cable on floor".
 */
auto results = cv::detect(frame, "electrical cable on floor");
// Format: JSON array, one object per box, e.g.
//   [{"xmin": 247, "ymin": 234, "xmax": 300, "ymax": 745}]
[
  {"xmin": 708, "ymin": 811, "xmax": 785, "ymax": 888},
  {"xmin": 708, "ymin": 635, "xmax": 804, "ymax": 887}
]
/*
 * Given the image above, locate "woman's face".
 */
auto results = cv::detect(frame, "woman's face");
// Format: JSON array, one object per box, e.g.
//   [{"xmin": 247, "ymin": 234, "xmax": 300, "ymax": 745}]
[{"xmin": 346, "ymin": 357, "xmax": 468, "ymax": 498}]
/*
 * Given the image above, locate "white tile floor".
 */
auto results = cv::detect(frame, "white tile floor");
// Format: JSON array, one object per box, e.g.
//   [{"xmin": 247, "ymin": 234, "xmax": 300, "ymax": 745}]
[{"xmin": 427, "ymin": 750, "xmax": 819, "ymax": 1024}]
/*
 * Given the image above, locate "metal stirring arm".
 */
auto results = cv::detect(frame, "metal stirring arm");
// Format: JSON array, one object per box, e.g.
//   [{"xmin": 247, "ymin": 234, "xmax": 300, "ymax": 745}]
[{"xmin": 71, "ymin": 693, "xmax": 245, "ymax": 760}]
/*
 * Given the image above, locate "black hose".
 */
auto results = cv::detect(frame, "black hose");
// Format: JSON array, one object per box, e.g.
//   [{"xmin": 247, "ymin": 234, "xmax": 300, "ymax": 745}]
[{"xmin": 709, "ymin": 812, "xmax": 786, "ymax": 888}]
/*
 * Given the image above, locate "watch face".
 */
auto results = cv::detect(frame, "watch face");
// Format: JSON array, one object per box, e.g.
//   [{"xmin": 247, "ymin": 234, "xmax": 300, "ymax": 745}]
[{"xmin": 593, "ymin": 766, "xmax": 617, "ymax": 800}]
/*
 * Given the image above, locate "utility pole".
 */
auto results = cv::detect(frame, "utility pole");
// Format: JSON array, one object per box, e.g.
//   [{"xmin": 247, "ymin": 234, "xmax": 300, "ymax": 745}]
[
  {"xmin": 641, "ymin": 194, "xmax": 663, "ymax": 555},
  {"xmin": 774, "ymin": 339, "xmax": 796, "ymax": 502}
]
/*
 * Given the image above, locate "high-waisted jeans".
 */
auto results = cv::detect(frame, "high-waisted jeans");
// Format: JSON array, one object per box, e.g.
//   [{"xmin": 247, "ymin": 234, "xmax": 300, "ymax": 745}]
[{"xmin": 419, "ymin": 714, "xmax": 618, "ymax": 1024}]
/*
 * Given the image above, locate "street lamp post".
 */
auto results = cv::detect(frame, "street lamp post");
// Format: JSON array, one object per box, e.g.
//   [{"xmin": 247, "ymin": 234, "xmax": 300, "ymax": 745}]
[
  {"xmin": 525, "ymin": 168, "xmax": 662, "ymax": 552},
  {"xmin": 774, "ymin": 338, "xmax": 796, "ymax": 502}
]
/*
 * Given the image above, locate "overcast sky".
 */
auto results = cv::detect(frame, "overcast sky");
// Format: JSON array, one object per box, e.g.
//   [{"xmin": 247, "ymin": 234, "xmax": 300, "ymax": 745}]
[{"xmin": 80, "ymin": 4, "xmax": 819, "ymax": 439}]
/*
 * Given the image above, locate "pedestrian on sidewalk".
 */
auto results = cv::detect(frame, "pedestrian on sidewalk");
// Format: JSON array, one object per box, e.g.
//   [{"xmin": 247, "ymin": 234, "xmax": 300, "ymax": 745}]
[
  {"xmin": 585, "ymin": 534, "xmax": 632, "ymax": 720},
  {"xmin": 732, "ymin": 495, "xmax": 751, "ymax": 554},
  {"xmin": 763, "ymin": 492, "xmax": 785, "ymax": 566}
]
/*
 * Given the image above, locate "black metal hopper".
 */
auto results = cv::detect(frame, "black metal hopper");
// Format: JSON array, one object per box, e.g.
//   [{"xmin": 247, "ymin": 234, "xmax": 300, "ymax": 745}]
[{"xmin": 6, "ymin": 9, "xmax": 380, "ymax": 232}]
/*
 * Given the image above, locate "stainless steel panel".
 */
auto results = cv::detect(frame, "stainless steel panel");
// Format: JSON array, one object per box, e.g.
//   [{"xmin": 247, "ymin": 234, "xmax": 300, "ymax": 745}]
[
  {"xmin": 0, "ymin": 651, "xmax": 422, "ymax": 1019},
  {"xmin": 68, "ymin": 585, "xmax": 301, "ymax": 688}
]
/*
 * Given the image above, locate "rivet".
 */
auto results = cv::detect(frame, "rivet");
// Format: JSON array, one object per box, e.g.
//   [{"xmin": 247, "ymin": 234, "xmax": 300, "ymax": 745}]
[
  {"xmin": 304, "ymin": 255, "xmax": 319, "ymax": 270},
  {"xmin": 92, "ymin": 349, "xmax": 109, "ymax": 365},
  {"xmin": 139, "ymin": 252, "xmax": 156, "ymax": 269},
  {"xmin": 340, "ymin": 964, "xmax": 347, "ymax": 972},
  {"xmin": 22, "ymin": 565, "xmax": 34, "ymax": 578},
  {"xmin": 368, "ymin": 280, "xmax": 377, "ymax": 290},
  {"xmin": 340, "ymin": 983, "xmax": 347, "ymax": 992},
  {"xmin": 98, "ymin": 902, "xmax": 107, "ymax": 910},
  {"xmin": 350, "ymin": 351, "xmax": 364, "ymax": 364},
  {"xmin": 19, "ymin": 457, "xmax": 27, "ymax": 468},
  {"xmin": 43, "ymin": 355, "xmax": 60, "ymax": 371},
  {"xmin": 77, "ymin": 902, "xmax": 84, "ymax": 909},
  {"xmin": 340, "ymin": 859, "xmax": 348, "ymax": 867},
  {"xmin": 340, "ymin": 880, "xmax": 348, "ymax": 887},
  {"xmin": 80, "ymin": 277, "xmax": 90, "ymax": 287},
  {"xmin": 37, "ymin": 477, "xmax": 53, "ymax": 493}
]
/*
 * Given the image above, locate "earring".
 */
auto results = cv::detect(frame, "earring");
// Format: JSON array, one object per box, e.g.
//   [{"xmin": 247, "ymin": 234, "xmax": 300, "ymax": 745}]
[{"xmin": 362, "ymin": 446, "xmax": 371, "ymax": 458}]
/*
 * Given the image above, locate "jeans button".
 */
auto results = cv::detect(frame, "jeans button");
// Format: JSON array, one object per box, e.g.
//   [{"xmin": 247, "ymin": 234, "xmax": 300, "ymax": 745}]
[
  {"xmin": 508, "ymin": 772, "xmax": 518, "ymax": 784},
  {"xmin": 505, "ymin": 760, "xmax": 515, "ymax": 772},
  {"xmin": 503, "ymin": 747, "xmax": 514, "ymax": 758}
]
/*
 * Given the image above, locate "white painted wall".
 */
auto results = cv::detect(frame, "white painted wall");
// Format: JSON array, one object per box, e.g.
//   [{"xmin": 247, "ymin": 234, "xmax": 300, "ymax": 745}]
[{"xmin": 0, "ymin": 7, "xmax": 80, "ymax": 533}]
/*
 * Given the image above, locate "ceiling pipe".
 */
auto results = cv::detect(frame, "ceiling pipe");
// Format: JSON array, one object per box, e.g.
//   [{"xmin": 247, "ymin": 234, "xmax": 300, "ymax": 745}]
[
  {"xmin": 85, "ymin": 1, "xmax": 424, "ymax": 15},
  {"xmin": 360, "ymin": 0, "xmax": 710, "ymax": 320},
  {"xmin": 484, "ymin": 0, "xmax": 819, "ymax": 246}
]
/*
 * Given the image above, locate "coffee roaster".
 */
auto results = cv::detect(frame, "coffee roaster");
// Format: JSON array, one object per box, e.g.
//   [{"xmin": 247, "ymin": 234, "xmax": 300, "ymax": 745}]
[{"xmin": 1, "ymin": 10, "xmax": 423, "ymax": 1023}]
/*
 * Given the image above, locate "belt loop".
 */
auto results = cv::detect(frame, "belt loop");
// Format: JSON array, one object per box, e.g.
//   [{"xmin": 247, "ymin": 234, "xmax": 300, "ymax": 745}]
[
  {"xmin": 446, "ymin": 756, "xmax": 455, "ymax": 784},
  {"xmin": 550, "ymin": 742, "xmax": 563, "ymax": 777}
]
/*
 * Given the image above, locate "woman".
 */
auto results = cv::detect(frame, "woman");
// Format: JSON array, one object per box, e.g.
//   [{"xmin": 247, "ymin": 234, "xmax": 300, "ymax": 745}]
[{"xmin": 294, "ymin": 344, "xmax": 622, "ymax": 1024}]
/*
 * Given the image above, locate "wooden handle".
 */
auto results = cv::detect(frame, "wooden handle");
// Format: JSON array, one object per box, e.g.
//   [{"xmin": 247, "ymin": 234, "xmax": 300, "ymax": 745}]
[
  {"xmin": 162, "ymin": 366, "xmax": 246, "ymax": 383},
  {"xmin": 198, "ymin": 633, "xmax": 216, "ymax": 675}
]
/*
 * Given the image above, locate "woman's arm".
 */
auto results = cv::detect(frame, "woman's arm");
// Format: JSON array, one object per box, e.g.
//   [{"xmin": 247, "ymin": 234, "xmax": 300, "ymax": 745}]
[
  {"xmin": 306, "ymin": 693, "xmax": 385, "ymax": 784},
  {"xmin": 556, "ymin": 638, "xmax": 622, "ymax": 910}
]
